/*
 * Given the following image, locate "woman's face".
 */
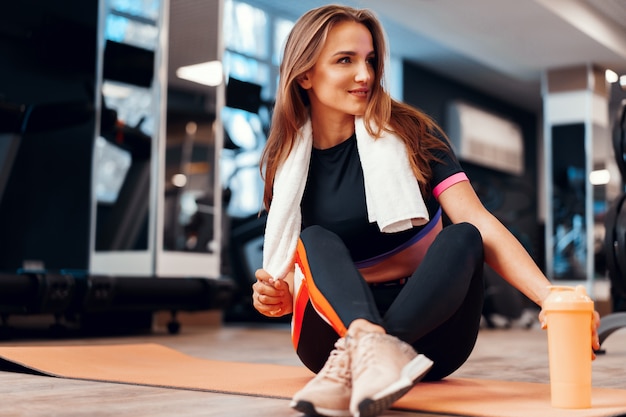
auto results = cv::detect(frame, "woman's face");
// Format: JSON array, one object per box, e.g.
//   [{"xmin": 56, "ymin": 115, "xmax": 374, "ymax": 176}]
[{"xmin": 299, "ymin": 21, "xmax": 375, "ymax": 120}]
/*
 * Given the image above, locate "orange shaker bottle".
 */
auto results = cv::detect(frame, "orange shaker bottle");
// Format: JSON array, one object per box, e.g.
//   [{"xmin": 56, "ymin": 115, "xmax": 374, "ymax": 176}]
[{"xmin": 543, "ymin": 285, "xmax": 594, "ymax": 408}]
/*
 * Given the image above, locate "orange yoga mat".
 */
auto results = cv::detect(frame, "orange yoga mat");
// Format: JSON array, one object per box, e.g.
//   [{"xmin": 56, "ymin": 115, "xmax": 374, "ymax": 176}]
[{"xmin": 1, "ymin": 343, "xmax": 625, "ymax": 417}]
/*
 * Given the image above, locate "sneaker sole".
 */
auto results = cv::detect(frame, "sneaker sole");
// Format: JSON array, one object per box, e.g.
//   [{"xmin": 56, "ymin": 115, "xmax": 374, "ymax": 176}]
[
  {"xmin": 290, "ymin": 400, "xmax": 352, "ymax": 417},
  {"xmin": 354, "ymin": 354, "xmax": 434, "ymax": 417}
]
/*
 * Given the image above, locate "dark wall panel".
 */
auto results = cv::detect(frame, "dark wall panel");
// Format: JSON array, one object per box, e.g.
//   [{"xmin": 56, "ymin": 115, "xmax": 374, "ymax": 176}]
[{"xmin": 0, "ymin": 0, "xmax": 98, "ymax": 271}]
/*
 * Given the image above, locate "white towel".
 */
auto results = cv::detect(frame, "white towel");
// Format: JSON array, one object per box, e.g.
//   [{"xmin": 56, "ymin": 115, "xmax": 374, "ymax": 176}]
[{"xmin": 262, "ymin": 116, "xmax": 429, "ymax": 279}]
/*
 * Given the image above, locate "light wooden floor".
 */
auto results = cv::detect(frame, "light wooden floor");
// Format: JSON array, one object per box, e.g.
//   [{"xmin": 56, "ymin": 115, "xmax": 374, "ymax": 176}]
[{"xmin": 1, "ymin": 314, "xmax": 625, "ymax": 417}]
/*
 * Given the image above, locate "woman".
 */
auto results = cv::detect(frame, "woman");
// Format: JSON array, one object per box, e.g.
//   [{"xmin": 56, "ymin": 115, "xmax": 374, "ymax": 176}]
[{"xmin": 252, "ymin": 5, "xmax": 600, "ymax": 417}]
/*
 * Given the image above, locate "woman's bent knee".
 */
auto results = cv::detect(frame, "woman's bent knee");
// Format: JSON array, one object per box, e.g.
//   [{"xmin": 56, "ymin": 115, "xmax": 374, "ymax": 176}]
[
  {"xmin": 443, "ymin": 222, "xmax": 484, "ymax": 261},
  {"xmin": 448, "ymin": 222, "xmax": 482, "ymax": 245}
]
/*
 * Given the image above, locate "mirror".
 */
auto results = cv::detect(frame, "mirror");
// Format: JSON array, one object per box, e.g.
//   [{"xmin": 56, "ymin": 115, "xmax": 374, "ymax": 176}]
[
  {"xmin": 161, "ymin": 0, "xmax": 222, "ymax": 256},
  {"xmin": 94, "ymin": 0, "xmax": 161, "ymax": 252},
  {"xmin": 551, "ymin": 123, "xmax": 587, "ymax": 280}
]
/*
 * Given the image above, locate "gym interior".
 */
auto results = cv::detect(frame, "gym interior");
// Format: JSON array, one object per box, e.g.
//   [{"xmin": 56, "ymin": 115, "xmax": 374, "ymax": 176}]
[{"xmin": 1, "ymin": 1, "xmax": 626, "ymax": 416}]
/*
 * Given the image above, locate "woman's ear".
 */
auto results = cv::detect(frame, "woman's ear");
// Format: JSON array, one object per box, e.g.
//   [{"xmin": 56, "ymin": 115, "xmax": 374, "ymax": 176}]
[{"xmin": 297, "ymin": 73, "xmax": 312, "ymax": 90}]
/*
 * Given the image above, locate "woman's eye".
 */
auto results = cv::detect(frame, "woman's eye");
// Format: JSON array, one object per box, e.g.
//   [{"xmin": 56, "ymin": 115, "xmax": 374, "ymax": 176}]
[{"xmin": 338, "ymin": 57, "xmax": 351, "ymax": 64}]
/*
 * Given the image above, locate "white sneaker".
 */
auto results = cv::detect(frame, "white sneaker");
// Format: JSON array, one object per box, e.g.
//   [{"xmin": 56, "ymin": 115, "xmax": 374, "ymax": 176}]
[
  {"xmin": 349, "ymin": 333, "xmax": 433, "ymax": 417},
  {"xmin": 290, "ymin": 337, "xmax": 352, "ymax": 416}
]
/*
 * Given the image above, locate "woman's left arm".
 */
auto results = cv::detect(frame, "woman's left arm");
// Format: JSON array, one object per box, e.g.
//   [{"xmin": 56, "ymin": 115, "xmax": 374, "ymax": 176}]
[
  {"xmin": 438, "ymin": 180, "xmax": 551, "ymax": 305},
  {"xmin": 438, "ymin": 180, "xmax": 600, "ymax": 354}
]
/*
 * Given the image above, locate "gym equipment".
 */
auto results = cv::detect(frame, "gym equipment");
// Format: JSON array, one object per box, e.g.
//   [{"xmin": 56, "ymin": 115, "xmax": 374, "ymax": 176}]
[
  {"xmin": 0, "ymin": 97, "xmax": 232, "ymax": 334},
  {"xmin": 70, "ymin": 273, "xmax": 234, "ymax": 334},
  {"xmin": 0, "ymin": 0, "xmax": 234, "ymax": 337},
  {"xmin": 601, "ymin": 101, "xmax": 626, "ymax": 349},
  {"xmin": 0, "ymin": 270, "xmax": 234, "ymax": 336},
  {"xmin": 220, "ymin": 78, "xmax": 273, "ymax": 321},
  {"xmin": 0, "ymin": 271, "xmax": 75, "ymax": 318}
]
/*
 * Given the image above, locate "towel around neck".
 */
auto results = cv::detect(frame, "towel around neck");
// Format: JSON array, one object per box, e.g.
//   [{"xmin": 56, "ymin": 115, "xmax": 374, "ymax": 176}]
[{"xmin": 262, "ymin": 116, "xmax": 429, "ymax": 280}]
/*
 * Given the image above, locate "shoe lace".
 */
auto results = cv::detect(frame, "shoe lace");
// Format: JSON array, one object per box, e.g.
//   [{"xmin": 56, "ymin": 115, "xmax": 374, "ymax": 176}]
[
  {"xmin": 352, "ymin": 333, "xmax": 417, "ymax": 377},
  {"xmin": 352, "ymin": 334, "xmax": 378, "ymax": 371},
  {"xmin": 318, "ymin": 338, "xmax": 351, "ymax": 386}
]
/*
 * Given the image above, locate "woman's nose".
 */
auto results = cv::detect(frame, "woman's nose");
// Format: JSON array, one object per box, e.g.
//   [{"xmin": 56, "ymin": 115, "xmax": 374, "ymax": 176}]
[{"xmin": 355, "ymin": 61, "xmax": 372, "ymax": 83}]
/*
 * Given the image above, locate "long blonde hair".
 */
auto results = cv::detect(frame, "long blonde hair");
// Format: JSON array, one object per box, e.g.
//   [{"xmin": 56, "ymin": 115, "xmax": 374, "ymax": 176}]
[{"xmin": 260, "ymin": 4, "xmax": 449, "ymax": 210}]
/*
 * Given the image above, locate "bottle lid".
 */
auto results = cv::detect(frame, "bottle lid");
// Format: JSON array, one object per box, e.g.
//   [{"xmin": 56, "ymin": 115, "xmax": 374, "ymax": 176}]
[{"xmin": 543, "ymin": 285, "xmax": 594, "ymax": 311}]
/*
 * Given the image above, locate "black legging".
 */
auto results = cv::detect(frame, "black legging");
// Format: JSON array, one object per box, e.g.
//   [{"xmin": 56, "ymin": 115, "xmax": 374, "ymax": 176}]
[{"xmin": 294, "ymin": 222, "xmax": 485, "ymax": 381}]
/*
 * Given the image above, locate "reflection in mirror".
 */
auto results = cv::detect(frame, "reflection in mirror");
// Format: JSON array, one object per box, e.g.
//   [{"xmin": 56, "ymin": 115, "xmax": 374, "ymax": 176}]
[
  {"xmin": 94, "ymin": 0, "xmax": 159, "ymax": 251},
  {"xmin": 591, "ymin": 123, "xmax": 612, "ymax": 277},
  {"xmin": 551, "ymin": 124, "xmax": 587, "ymax": 281},
  {"xmin": 163, "ymin": 0, "xmax": 223, "ymax": 255},
  {"xmin": 163, "ymin": 118, "xmax": 217, "ymax": 253},
  {"xmin": 221, "ymin": 105, "xmax": 265, "ymax": 220}
]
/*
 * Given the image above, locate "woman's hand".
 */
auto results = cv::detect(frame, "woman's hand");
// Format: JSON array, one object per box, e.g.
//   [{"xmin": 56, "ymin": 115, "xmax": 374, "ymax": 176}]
[
  {"xmin": 539, "ymin": 309, "xmax": 601, "ymax": 360},
  {"xmin": 252, "ymin": 269, "xmax": 293, "ymax": 317},
  {"xmin": 591, "ymin": 310, "xmax": 601, "ymax": 357}
]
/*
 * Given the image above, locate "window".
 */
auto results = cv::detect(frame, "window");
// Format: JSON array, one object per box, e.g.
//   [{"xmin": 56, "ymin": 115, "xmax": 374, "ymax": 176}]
[
  {"xmin": 221, "ymin": 0, "xmax": 294, "ymax": 217},
  {"xmin": 273, "ymin": 17, "xmax": 293, "ymax": 66},
  {"xmin": 223, "ymin": 1, "xmax": 268, "ymax": 59},
  {"xmin": 223, "ymin": 51, "xmax": 270, "ymax": 92},
  {"xmin": 223, "ymin": 0, "xmax": 293, "ymax": 106},
  {"xmin": 105, "ymin": 0, "xmax": 160, "ymax": 49}
]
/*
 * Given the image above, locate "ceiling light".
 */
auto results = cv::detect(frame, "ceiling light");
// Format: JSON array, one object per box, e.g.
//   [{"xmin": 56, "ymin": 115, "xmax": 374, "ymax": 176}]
[
  {"xmin": 605, "ymin": 69, "xmax": 618, "ymax": 83},
  {"xmin": 176, "ymin": 61, "xmax": 223, "ymax": 87},
  {"xmin": 620, "ymin": 75, "xmax": 626, "ymax": 88},
  {"xmin": 171, "ymin": 173, "xmax": 187, "ymax": 187},
  {"xmin": 102, "ymin": 82, "xmax": 133, "ymax": 98},
  {"xmin": 185, "ymin": 121, "xmax": 198, "ymax": 135},
  {"xmin": 589, "ymin": 169, "xmax": 610, "ymax": 186}
]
